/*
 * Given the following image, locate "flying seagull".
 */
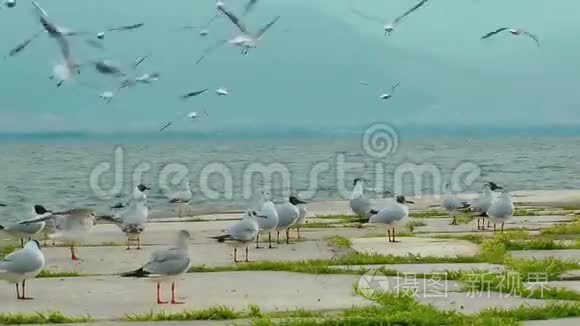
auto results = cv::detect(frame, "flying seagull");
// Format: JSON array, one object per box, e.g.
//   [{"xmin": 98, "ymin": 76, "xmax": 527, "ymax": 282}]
[
  {"xmin": 216, "ymin": 88, "xmax": 229, "ymax": 96},
  {"xmin": 195, "ymin": 2, "xmax": 279, "ymax": 63},
  {"xmin": 2, "ymin": 0, "xmax": 16, "ymax": 9},
  {"xmin": 351, "ymin": 0, "xmax": 431, "ymax": 36},
  {"xmin": 5, "ymin": 30, "xmax": 43, "ymax": 58},
  {"xmin": 181, "ymin": 88, "xmax": 208, "ymax": 100},
  {"xmin": 159, "ymin": 110, "xmax": 208, "ymax": 133},
  {"xmin": 481, "ymin": 28, "xmax": 540, "ymax": 46},
  {"xmin": 97, "ymin": 23, "xmax": 145, "ymax": 40},
  {"xmin": 380, "ymin": 83, "xmax": 401, "ymax": 100}
]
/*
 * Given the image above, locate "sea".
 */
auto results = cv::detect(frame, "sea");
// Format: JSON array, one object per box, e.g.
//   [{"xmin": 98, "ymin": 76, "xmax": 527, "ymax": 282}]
[{"xmin": 0, "ymin": 132, "xmax": 579, "ymax": 223}]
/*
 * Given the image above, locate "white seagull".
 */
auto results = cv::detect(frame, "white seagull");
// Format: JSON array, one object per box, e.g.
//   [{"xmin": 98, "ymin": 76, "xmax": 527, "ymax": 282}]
[
  {"xmin": 253, "ymin": 193, "xmax": 279, "ymax": 249},
  {"xmin": 470, "ymin": 182, "xmax": 503, "ymax": 230},
  {"xmin": 369, "ymin": 195, "xmax": 415, "ymax": 242},
  {"xmin": 0, "ymin": 240, "xmax": 45, "ymax": 300},
  {"xmin": 481, "ymin": 28, "xmax": 540, "ymax": 47},
  {"xmin": 216, "ymin": 88, "xmax": 229, "ymax": 96},
  {"xmin": 275, "ymin": 196, "xmax": 307, "ymax": 244},
  {"xmin": 292, "ymin": 196, "xmax": 308, "ymax": 239},
  {"xmin": 99, "ymin": 185, "xmax": 151, "ymax": 249},
  {"xmin": 487, "ymin": 191, "xmax": 514, "ymax": 232},
  {"xmin": 0, "ymin": 218, "xmax": 45, "ymax": 248},
  {"xmin": 380, "ymin": 83, "xmax": 401, "ymax": 100},
  {"xmin": 168, "ymin": 179, "xmax": 193, "ymax": 218},
  {"xmin": 195, "ymin": 2, "xmax": 280, "ymax": 63},
  {"xmin": 121, "ymin": 230, "xmax": 191, "ymax": 304},
  {"xmin": 350, "ymin": 178, "xmax": 378, "ymax": 220},
  {"xmin": 351, "ymin": 0, "xmax": 431, "ymax": 36},
  {"xmin": 210, "ymin": 210, "xmax": 261, "ymax": 263},
  {"xmin": 22, "ymin": 205, "xmax": 96, "ymax": 260},
  {"xmin": 442, "ymin": 184, "xmax": 470, "ymax": 225}
]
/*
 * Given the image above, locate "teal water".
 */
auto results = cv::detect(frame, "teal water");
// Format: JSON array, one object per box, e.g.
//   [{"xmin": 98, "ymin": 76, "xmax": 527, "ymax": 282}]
[{"xmin": 0, "ymin": 134, "xmax": 578, "ymax": 223}]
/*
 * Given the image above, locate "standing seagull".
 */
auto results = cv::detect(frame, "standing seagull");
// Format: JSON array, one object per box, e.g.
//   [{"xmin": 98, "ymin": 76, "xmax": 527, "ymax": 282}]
[
  {"xmin": 470, "ymin": 182, "xmax": 502, "ymax": 230},
  {"xmin": 350, "ymin": 178, "xmax": 377, "ymax": 221},
  {"xmin": 351, "ymin": 0, "xmax": 431, "ymax": 36},
  {"xmin": 0, "ymin": 220, "xmax": 45, "ymax": 248},
  {"xmin": 210, "ymin": 210, "xmax": 261, "ymax": 263},
  {"xmin": 275, "ymin": 196, "xmax": 307, "ymax": 244},
  {"xmin": 369, "ymin": 195, "xmax": 414, "ymax": 242},
  {"xmin": 292, "ymin": 197, "xmax": 308, "ymax": 239},
  {"xmin": 168, "ymin": 180, "xmax": 192, "ymax": 218},
  {"xmin": 121, "ymin": 230, "xmax": 191, "ymax": 304},
  {"xmin": 253, "ymin": 193, "xmax": 279, "ymax": 249},
  {"xmin": 195, "ymin": 2, "xmax": 280, "ymax": 63},
  {"xmin": 0, "ymin": 240, "xmax": 45, "ymax": 300},
  {"xmin": 380, "ymin": 83, "xmax": 401, "ymax": 100},
  {"xmin": 442, "ymin": 184, "xmax": 470, "ymax": 225},
  {"xmin": 99, "ymin": 185, "xmax": 151, "ymax": 250},
  {"xmin": 481, "ymin": 28, "xmax": 540, "ymax": 46},
  {"xmin": 21, "ymin": 206, "xmax": 96, "ymax": 260},
  {"xmin": 487, "ymin": 191, "xmax": 514, "ymax": 232}
]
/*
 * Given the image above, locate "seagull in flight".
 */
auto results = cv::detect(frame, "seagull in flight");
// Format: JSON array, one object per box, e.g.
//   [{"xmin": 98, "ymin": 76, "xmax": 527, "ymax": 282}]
[
  {"xmin": 96, "ymin": 23, "xmax": 144, "ymax": 40},
  {"xmin": 481, "ymin": 28, "xmax": 540, "ymax": 46},
  {"xmin": 2, "ymin": 0, "xmax": 16, "ymax": 9},
  {"xmin": 350, "ymin": 0, "xmax": 431, "ymax": 36},
  {"xmin": 380, "ymin": 83, "xmax": 401, "ymax": 100},
  {"xmin": 195, "ymin": 2, "xmax": 280, "ymax": 63}
]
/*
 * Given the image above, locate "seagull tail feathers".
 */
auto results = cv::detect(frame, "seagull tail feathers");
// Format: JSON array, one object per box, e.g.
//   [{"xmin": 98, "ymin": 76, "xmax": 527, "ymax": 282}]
[{"xmin": 121, "ymin": 267, "xmax": 151, "ymax": 278}]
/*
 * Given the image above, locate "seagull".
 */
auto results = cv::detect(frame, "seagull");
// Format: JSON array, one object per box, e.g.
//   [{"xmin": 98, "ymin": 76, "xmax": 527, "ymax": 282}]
[
  {"xmin": 49, "ymin": 62, "xmax": 73, "ymax": 87},
  {"xmin": 195, "ymin": 2, "xmax": 280, "ymax": 63},
  {"xmin": 0, "ymin": 240, "xmax": 45, "ymax": 300},
  {"xmin": 481, "ymin": 28, "xmax": 540, "ymax": 46},
  {"xmin": 350, "ymin": 178, "xmax": 378, "ymax": 221},
  {"xmin": 369, "ymin": 195, "xmax": 415, "ymax": 242},
  {"xmin": 121, "ymin": 230, "xmax": 191, "ymax": 304},
  {"xmin": 253, "ymin": 194, "xmax": 279, "ymax": 249},
  {"xmin": 168, "ymin": 180, "xmax": 192, "ymax": 218},
  {"xmin": 442, "ymin": 184, "xmax": 470, "ymax": 225},
  {"xmin": 216, "ymin": 88, "xmax": 229, "ymax": 96},
  {"xmin": 32, "ymin": 1, "xmax": 79, "ymax": 77},
  {"xmin": 5, "ymin": 30, "xmax": 43, "ymax": 58},
  {"xmin": 351, "ymin": 0, "xmax": 431, "ymax": 36},
  {"xmin": 0, "ymin": 219, "xmax": 45, "ymax": 248},
  {"xmin": 99, "ymin": 91, "xmax": 115, "ymax": 102},
  {"xmin": 380, "ymin": 83, "xmax": 401, "ymax": 100},
  {"xmin": 3, "ymin": 0, "xmax": 16, "ymax": 8},
  {"xmin": 359, "ymin": 81, "xmax": 369, "ymax": 86},
  {"xmin": 292, "ymin": 196, "xmax": 308, "ymax": 239},
  {"xmin": 99, "ymin": 185, "xmax": 151, "ymax": 250},
  {"xmin": 470, "ymin": 182, "xmax": 502, "ymax": 230},
  {"xmin": 181, "ymin": 88, "xmax": 209, "ymax": 100},
  {"xmin": 487, "ymin": 191, "xmax": 514, "ymax": 232},
  {"xmin": 97, "ymin": 23, "xmax": 145, "ymax": 40},
  {"xmin": 21, "ymin": 205, "xmax": 97, "ymax": 260},
  {"xmin": 159, "ymin": 110, "xmax": 207, "ymax": 132},
  {"xmin": 210, "ymin": 210, "xmax": 261, "ymax": 263},
  {"xmin": 274, "ymin": 196, "xmax": 307, "ymax": 244},
  {"xmin": 135, "ymin": 73, "xmax": 160, "ymax": 84},
  {"xmin": 94, "ymin": 60, "xmax": 125, "ymax": 77}
]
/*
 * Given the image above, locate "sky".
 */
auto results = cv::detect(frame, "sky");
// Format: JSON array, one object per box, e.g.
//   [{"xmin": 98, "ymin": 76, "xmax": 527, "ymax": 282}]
[{"xmin": 1, "ymin": 0, "xmax": 580, "ymax": 134}]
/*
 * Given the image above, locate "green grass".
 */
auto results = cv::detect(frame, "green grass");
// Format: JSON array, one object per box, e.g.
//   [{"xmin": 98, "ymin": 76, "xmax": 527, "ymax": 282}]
[
  {"xmin": 325, "ymin": 235, "xmax": 353, "ymax": 248},
  {"xmin": 37, "ymin": 270, "xmax": 81, "ymax": 278},
  {"xmin": 0, "ymin": 244, "xmax": 18, "ymax": 259},
  {"xmin": 406, "ymin": 220, "xmax": 426, "ymax": 232},
  {"xmin": 0, "ymin": 311, "xmax": 91, "ymax": 325},
  {"xmin": 125, "ymin": 306, "xmax": 240, "ymax": 321},
  {"xmin": 541, "ymin": 219, "xmax": 580, "ymax": 236},
  {"xmin": 410, "ymin": 210, "xmax": 447, "ymax": 218}
]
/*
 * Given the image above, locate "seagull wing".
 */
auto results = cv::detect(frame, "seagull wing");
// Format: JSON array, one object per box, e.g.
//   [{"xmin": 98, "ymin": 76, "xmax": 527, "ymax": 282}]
[
  {"xmin": 391, "ymin": 83, "xmax": 401, "ymax": 92},
  {"xmin": 480, "ymin": 27, "xmax": 509, "ymax": 39},
  {"xmin": 133, "ymin": 52, "xmax": 151, "ymax": 69},
  {"xmin": 522, "ymin": 31, "xmax": 540, "ymax": 46},
  {"xmin": 350, "ymin": 6, "xmax": 385, "ymax": 24},
  {"xmin": 181, "ymin": 88, "xmax": 209, "ymax": 100},
  {"xmin": 31, "ymin": 1, "xmax": 48, "ymax": 18},
  {"xmin": 195, "ymin": 39, "xmax": 227, "ymax": 64},
  {"xmin": 242, "ymin": 0, "xmax": 259, "ymax": 16},
  {"xmin": 217, "ymin": 4, "xmax": 248, "ymax": 34},
  {"xmin": 143, "ymin": 248, "xmax": 190, "ymax": 275},
  {"xmin": 255, "ymin": 16, "xmax": 280, "ymax": 39},
  {"xmin": 7, "ymin": 30, "xmax": 43, "ymax": 57},
  {"xmin": 19, "ymin": 215, "xmax": 54, "ymax": 225},
  {"xmin": 107, "ymin": 23, "xmax": 145, "ymax": 32},
  {"xmin": 159, "ymin": 121, "xmax": 173, "ymax": 132},
  {"xmin": 393, "ymin": 0, "xmax": 430, "ymax": 25}
]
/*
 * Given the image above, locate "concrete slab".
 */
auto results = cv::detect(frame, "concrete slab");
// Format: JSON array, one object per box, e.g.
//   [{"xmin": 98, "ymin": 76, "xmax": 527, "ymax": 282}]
[
  {"xmin": 422, "ymin": 292, "xmax": 569, "ymax": 315},
  {"xmin": 414, "ymin": 216, "xmax": 573, "ymax": 234},
  {"xmin": 42, "ymin": 241, "xmax": 335, "ymax": 275},
  {"xmin": 332, "ymin": 263, "xmax": 505, "ymax": 274},
  {"xmin": 351, "ymin": 237, "xmax": 480, "ymax": 258},
  {"xmin": 510, "ymin": 250, "xmax": 580, "ymax": 261},
  {"xmin": 543, "ymin": 281, "xmax": 580, "ymax": 293},
  {"xmin": 560, "ymin": 270, "xmax": 580, "ymax": 281},
  {"xmin": 0, "ymin": 272, "xmax": 373, "ymax": 320}
]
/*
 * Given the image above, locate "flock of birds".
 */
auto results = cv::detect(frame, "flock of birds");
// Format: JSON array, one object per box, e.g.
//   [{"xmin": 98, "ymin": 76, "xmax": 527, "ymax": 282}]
[{"xmin": 0, "ymin": 0, "xmax": 533, "ymax": 304}]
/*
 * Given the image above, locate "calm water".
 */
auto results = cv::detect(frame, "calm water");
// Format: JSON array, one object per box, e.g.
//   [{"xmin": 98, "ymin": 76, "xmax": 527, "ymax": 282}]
[{"xmin": 0, "ymin": 135, "xmax": 579, "ymax": 223}]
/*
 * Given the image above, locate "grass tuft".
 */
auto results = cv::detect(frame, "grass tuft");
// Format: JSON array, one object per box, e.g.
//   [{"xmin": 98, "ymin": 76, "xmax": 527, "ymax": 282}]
[
  {"xmin": 37, "ymin": 270, "xmax": 81, "ymax": 278},
  {"xmin": 125, "ymin": 306, "xmax": 239, "ymax": 321},
  {"xmin": 0, "ymin": 311, "xmax": 91, "ymax": 325},
  {"xmin": 325, "ymin": 235, "xmax": 352, "ymax": 248}
]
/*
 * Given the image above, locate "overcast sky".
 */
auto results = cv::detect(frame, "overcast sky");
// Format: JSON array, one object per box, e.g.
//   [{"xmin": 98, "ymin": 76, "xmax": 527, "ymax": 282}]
[{"xmin": 1, "ymin": 0, "xmax": 579, "ymax": 133}]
